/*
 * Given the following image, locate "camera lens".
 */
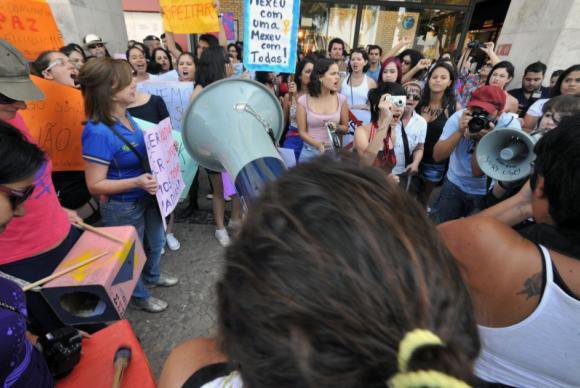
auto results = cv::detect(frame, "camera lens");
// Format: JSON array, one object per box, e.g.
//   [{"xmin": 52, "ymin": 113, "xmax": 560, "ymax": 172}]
[{"xmin": 468, "ymin": 117, "xmax": 485, "ymax": 133}]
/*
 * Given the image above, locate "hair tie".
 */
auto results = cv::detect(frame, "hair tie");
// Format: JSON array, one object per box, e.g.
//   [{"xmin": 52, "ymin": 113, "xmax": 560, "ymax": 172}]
[{"xmin": 398, "ymin": 329, "xmax": 444, "ymax": 372}]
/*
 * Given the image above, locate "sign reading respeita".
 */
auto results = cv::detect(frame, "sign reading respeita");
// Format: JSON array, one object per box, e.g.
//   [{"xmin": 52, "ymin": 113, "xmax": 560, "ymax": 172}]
[{"xmin": 243, "ymin": 0, "xmax": 300, "ymax": 73}]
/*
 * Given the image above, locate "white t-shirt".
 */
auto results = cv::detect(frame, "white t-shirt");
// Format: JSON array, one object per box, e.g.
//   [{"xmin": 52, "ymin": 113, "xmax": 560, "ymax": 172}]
[
  {"xmin": 526, "ymin": 98, "xmax": 548, "ymax": 117},
  {"xmin": 392, "ymin": 111, "xmax": 427, "ymax": 175}
]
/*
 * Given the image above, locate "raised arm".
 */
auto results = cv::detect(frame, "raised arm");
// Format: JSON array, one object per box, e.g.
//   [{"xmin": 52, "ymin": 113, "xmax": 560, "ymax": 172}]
[
  {"xmin": 381, "ymin": 36, "xmax": 411, "ymax": 62},
  {"xmin": 163, "ymin": 31, "xmax": 183, "ymax": 60}
]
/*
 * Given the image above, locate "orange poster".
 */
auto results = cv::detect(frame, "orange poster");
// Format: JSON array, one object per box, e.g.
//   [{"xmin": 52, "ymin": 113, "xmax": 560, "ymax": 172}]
[
  {"xmin": 20, "ymin": 76, "xmax": 85, "ymax": 172},
  {"xmin": 161, "ymin": 0, "xmax": 220, "ymax": 34},
  {"xmin": 0, "ymin": 0, "xmax": 63, "ymax": 61}
]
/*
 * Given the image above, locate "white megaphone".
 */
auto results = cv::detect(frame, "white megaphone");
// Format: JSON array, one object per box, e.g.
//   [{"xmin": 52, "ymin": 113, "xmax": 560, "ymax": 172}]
[
  {"xmin": 475, "ymin": 127, "xmax": 537, "ymax": 182},
  {"xmin": 181, "ymin": 78, "xmax": 286, "ymax": 207}
]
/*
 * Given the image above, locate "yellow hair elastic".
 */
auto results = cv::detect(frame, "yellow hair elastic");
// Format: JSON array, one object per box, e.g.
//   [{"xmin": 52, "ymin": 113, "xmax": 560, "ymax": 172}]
[
  {"xmin": 398, "ymin": 329, "xmax": 444, "ymax": 373},
  {"xmin": 388, "ymin": 370, "xmax": 471, "ymax": 388}
]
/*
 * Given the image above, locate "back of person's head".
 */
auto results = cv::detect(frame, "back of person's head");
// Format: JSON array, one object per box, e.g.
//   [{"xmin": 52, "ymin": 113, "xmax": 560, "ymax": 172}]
[
  {"xmin": 327, "ymin": 37, "xmax": 345, "ymax": 54},
  {"xmin": 194, "ymin": 46, "xmax": 226, "ymax": 87},
  {"xmin": 254, "ymin": 71, "xmax": 273, "ymax": 85},
  {"xmin": 542, "ymin": 95, "xmax": 580, "ymax": 117},
  {"xmin": 397, "ymin": 49, "xmax": 423, "ymax": 69},
  {"xmin": 0, "ymin": 121, "xmax": 45, "ymax": 184},
  {"xmin": 307, "ymin": 57, "xmax": 336, "ymax": 97},
  {"xmin": 485, "ymin": 61, "xmax": 515, "ymax": 85},
  {"xmin": 551, "ymin": 64, "xmax": 580, "ymax": 97},
  {"xmin": 525, "ymin": 61, "xmax": 547, "ymax": 76},
  {"xmin": 218, "ymin": 156, "xmax": 480, "ymax": 387},
  {"xmin": 418, "ymin": 62, "xmax": 457, "ymax": 112},
  {"xmin": 78, "ymin": 57, "xmax": 133, "ymax": 126},
  {"xmin": 369, "ymin": 82, "xmax": 406, "ymax": 124},
  {"xmin": 199, "ymin": 34, "xmax": 220, "ymax": 47},
  {"xmin": 30, "ymin": 50, "xmax": 59, "ymax": 76},
  {"xmin": 533, "ymin": 113, "xmax": 580, "ymax": 235}
]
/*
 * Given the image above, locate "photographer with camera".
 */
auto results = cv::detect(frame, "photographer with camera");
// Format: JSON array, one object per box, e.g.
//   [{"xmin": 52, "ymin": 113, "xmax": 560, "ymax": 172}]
[
  {"xmin": 508, "ymin": 61, "xmax": 551, "ymax": 118},
  {"xmin": 432, "ymin": 85, "xmax": 520, "ymax": 223}
]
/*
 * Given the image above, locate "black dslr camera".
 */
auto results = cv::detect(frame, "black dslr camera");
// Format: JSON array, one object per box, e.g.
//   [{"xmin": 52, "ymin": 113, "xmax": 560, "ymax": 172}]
[
  {"xmin": 467, "ymin": 40, "xmax": 483, "ymax": 49},
  {"xmin": 468, "ymin": 109, "xmax": 490, "ymax": 133},
  {"xmin": 38, "ymin": 326, "xmax": 82, "ymax": 378}
]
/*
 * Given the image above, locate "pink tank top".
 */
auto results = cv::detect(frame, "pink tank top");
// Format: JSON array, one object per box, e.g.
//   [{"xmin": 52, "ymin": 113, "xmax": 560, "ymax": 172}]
[
  {"xmin": 0, "ymin": 114, "xmax": 70, "ymax": 264},
  {"xmin": 297, "ymin": 94, "xmax": 346, "ymax": 144}
]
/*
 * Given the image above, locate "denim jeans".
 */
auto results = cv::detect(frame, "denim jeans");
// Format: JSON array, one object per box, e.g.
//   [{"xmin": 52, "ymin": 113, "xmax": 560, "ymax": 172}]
[
  {"xmin": 100, "ymin": 195, "xmax": 165, "ymax": 299},
  {"xmin": 435, "ymin": 178, "xmax": 486, "ymax": 224},
  {"xmin": 299, "ymin": 143, "xmax": 321, "ymax": 163}
]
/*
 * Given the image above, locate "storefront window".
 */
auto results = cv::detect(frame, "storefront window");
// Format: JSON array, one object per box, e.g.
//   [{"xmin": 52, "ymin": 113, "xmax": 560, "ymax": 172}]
[
  {"xmin": 358, "ymin": 5, "xmax": 465, "ymax": 58},
  {"xmin": 299, "ymin": 3, "xmax": 358, "ymax": 54}
]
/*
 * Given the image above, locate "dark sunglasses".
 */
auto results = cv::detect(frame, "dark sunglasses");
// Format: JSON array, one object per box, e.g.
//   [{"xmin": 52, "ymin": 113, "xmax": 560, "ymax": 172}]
[
  {"xmin": 0, "ymin": 94, "xmax": 20, "ymax": 105},
  {"xmin": 0, "ymin": 185, "xmax": 35, "ymax": 210},
  {"xmin": 406, "ymin": 93, "xmax": 420, "ymax": 101},
  {"xmin": 88, "ymin": 43, "xmax": 104, "ymax": 49}
]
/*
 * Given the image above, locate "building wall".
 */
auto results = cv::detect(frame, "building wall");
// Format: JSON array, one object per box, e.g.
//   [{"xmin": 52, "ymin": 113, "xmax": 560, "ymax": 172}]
[
  {"xmin": 496, "ymin": 0, "xmax": 580, "ymax": 86},
  {"xmin": 48, "ymin": 0, "xmax": 129, "ymax": 55}
]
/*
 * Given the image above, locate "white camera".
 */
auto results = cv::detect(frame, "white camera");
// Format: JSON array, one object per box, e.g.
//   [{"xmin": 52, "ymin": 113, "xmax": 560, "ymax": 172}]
[{"xmin": 386, "ymin": 95, "xmax": 406, "ymax": 108}]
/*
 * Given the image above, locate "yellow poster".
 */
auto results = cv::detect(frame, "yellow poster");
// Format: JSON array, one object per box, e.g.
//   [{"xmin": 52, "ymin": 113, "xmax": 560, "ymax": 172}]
[{"xmin": 161, "ymin": 0, "xmax": 220, "ymax": 34}]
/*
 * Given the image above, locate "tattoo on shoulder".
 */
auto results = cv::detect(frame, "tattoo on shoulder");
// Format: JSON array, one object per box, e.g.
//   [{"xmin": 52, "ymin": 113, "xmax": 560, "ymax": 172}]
[{"xmin": 516, "ymin": 272, "xmax": 543, "ymax": 300}]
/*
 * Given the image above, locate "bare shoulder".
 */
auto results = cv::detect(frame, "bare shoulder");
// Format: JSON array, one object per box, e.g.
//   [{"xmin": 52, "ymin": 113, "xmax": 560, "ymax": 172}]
[
  {"xmin": 158, "ymin": 337, "xmax": 227, "ymax": 388},
  {"xmin": 367, "ymin": 76, "xmax": 377, "ymax": 89}
]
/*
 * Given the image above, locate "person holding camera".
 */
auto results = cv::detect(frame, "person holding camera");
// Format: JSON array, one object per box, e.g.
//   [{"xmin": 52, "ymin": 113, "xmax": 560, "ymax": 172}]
[
  {"xmin": 508, "ymin": 61, "xmax": 551, "ymax": 118},
  {"xmin": 432, "ymin": 85, "xmax": 521, "ymax": 223},
  {"xmin": 438, "ymin": 116, "xmax": 580, "ymax": 387},
  {"xmin": 354, "ymin": 82, "xmax": 406, "ymax": 174}
]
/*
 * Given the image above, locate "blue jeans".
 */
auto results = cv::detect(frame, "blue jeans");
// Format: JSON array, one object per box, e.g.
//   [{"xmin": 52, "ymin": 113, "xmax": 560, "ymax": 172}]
[
  {"xmin": 100, "ymin": 195, "xmax": 165, "ymax": 299},
  {"xmin": 435, "ymin": 178, "xmax": 486, "ymax": 224},
  {"xmin": 299, "ymin": 143, "xmax": 321, "ymax": 163}
]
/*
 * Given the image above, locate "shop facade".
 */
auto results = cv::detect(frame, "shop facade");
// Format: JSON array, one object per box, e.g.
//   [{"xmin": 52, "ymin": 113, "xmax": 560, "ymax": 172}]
[{"xmin": 298, "ymin": 0, "xmax": 478, "ymax": 58}]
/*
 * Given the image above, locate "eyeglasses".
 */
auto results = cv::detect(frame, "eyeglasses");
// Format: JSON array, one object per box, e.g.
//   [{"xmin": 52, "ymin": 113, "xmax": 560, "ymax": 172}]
[
  {"xmin": 88, "ymin": 43, "xmax": 104, "ymax": 50},
  {"xmin": 0, "ymin": 185, "xmax": 35, "ymax": 210},
  {"xmin": 0, "ymin": 94, "xmax": 20, "ymax": 105},
  {"xmin": 45, "ymin": 57, "xmax": 70, "ymax": 72},
  {"xmin": 406, "ymin": 93, "xmax": 421, "ymax": 101}
]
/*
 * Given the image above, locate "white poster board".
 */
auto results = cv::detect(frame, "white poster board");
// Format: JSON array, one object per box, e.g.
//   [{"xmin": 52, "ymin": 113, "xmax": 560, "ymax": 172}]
[{"xmin": 137, "ymin": 80, "xmax": 194, "ymax": 132}]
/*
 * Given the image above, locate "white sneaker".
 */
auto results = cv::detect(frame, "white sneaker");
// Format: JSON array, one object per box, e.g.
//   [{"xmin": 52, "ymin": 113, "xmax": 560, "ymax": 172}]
[
  {"xmin": 224, "ymin": 196, "xmax": 232, "ymax": 202},
  {"xmin": 166, "ymin": 233, "xmax": 181, "ymax": 251},
  {"xmin": 206, "ymin": 193, "xmax": 213, "ymax": 200},
  {"xmin": 161, "ymin": 247, "xmax": 166, "ymax": 255},
  {"xmin": 214, "ymin": 228, "xmax": 231, "ymax": 247}
]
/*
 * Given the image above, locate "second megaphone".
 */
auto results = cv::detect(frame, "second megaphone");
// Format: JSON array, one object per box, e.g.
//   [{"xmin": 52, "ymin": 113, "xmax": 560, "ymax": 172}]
[
  {"xmin": 475, "ymin": 127, "xmax": 536, "ymax": 182},
  {"xmin": 181, "ymin": 78, "xmax": 286, "ymax": 206}
]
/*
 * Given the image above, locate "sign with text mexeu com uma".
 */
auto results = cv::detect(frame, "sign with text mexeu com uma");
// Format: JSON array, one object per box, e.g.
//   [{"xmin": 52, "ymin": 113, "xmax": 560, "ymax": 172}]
[{"xmin": 243, "ymin": 0, "xmax": 300, "ymax": 73}]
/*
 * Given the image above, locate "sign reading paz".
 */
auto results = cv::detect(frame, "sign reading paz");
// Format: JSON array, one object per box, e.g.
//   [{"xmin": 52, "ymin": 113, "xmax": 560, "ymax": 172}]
[
  {"xmin": 0, "ymin": 0, "xmax": 64, "ymax": 61},
  {"xmin": 244, "ymin": 0, "xmax": 300, "ymax": 73},
  {"xmin": 143, "ymin": 118, "xmax": 185, "ymax": 226},
  {"xmin": 20, "ymin": 76, "xmax": 84, "ymax": 171},
  {"xmin": 161, "ymin": 0, "xmax": 220, "ymax": 34}
]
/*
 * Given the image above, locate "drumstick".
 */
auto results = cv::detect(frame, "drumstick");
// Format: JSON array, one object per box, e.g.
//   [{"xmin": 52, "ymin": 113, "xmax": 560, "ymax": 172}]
[
  {"xmin": 74, "ymin": 221, "xmax": 125, "ymax": 244},
  {"xmin": 112, "ymin": 346, "xmax": 132, "ymax": 388},
  {"xmin": 22, "ymin": 251, "xmax": 109, "ymax": 292}
]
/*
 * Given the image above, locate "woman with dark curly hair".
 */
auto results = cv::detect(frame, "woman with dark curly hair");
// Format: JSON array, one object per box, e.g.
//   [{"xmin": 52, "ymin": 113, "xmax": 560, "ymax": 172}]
[{"xmin": 159, "ymin": 156, "xmax": 481, "ymax": 388}]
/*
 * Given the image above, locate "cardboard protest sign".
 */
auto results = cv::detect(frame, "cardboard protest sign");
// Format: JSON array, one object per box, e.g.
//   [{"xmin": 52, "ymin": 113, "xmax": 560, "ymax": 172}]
[
  {"xmin": 142, "ymin": 118, "xmax": 185, "ymax": 227},
  {"xmin": 137, "ymin": 80, "xmax": 194, "ymax": 132},
  {"xmin": 243, "ymin": 0, "xmax": 300, "ymax": 73},
  {"xmin": 20, "ymin": 76, "xmax": 84, "ymax": 171},
  {"xmin": 0, "ymin": 0, "xmax": 64, "ymax": 61},
  {"xmin": 222, "ymin": 12, "xmax": 235, "ymax": 41},
  {"xmin": 161, "ymin": 0, "xmax": 220, "ymax": 34}
]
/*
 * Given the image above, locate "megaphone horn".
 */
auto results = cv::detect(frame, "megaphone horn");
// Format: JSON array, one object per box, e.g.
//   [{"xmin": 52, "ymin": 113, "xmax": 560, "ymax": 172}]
[
  {"xmin": 182, "ymin": 78, "xmax": 286, "ymax": 207},
  {"xmin": 475, "ymin": 127, "xmax": 537, "ymax": 182}
]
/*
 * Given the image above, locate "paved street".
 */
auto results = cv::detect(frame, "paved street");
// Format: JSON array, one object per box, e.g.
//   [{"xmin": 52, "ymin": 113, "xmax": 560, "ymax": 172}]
[{"xmin": 126, "ymin": 175, "xmax": 227, "ymax": 377}]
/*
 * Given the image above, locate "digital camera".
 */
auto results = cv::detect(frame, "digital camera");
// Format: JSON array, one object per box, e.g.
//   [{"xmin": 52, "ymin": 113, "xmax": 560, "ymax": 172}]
[
  {"xmin": 38, "ymin": 326, "xmax": 82, "ymax": 377},
  {"xmin": 467, "ymin": 40, "xmax": 484, "ymax": 49},
  {"xmin": 468, "ymin": 110, "xmax": 490, "ymax": 133},
  {"xmin": 386, "ymin": 95, "xmax": 407, "ymax": 108}
]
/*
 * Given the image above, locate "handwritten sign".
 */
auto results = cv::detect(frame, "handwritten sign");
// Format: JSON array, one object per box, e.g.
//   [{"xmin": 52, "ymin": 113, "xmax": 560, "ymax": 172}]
[
  {"xmin": 243, "ymin": 0, "xmax": 300, "ymax": 73},
  {"xmin": 20, "ymin": 76, "xmax": 84, "ymax": 171},
  {"xmin": 137, "ymin": 80, "xmax": 194, "ymax": 132},
  {"xmin": 142, "ymin": 118, "xmax": 185, "ymax": 226},
  {"xmin": 0, "ymin": 0, "xmax": 64, "ymax": 61},
  {"xmin": 222, "ymin": 12, "xmax": 235, "ymax": 41},
  {"xmin": 160, "ymin": 0, "xmax": 220, "ymax": 34}
]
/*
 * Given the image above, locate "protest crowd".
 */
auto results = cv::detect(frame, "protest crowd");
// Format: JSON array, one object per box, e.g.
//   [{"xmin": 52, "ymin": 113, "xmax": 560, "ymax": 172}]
[{"xmin": 1, "ymin": 0, "xmax": 580, "ymax": 387}]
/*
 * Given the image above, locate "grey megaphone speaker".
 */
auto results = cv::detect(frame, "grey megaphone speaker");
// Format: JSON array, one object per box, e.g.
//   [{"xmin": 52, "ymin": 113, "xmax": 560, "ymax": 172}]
[
  {"xmin": 182, "ymin": 78, "xmax": 286, "ymax": 206},
  {"xmin": 475, "ymin": 127, "xmax": 536, "ymax": 182}
]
